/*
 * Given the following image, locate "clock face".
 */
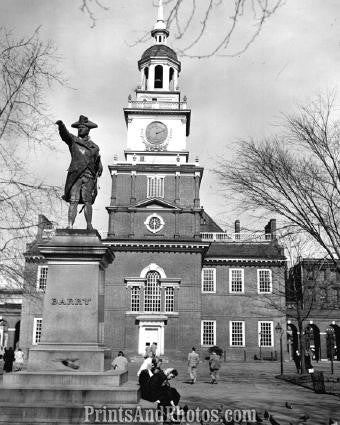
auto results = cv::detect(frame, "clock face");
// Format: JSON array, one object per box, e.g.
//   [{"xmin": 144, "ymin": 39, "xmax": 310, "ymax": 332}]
[{"xmin": 145, "ymin": 121, "xmax": 168, "ymax": 145}]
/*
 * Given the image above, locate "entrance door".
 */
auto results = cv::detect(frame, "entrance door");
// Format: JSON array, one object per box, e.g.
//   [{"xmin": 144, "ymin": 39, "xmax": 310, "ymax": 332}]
[{"xmin": 138, "ymin": 321, "xmax": 164, "ymax": 355}]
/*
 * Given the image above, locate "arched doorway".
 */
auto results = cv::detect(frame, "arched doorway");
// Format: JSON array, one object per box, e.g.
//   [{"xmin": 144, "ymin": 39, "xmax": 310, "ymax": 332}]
[
  {"xmin": 305, "ymin": 324, "xmax": 321, "ymax": 361},
  {"xmin": 328, "ymin": 324, "xmax": 340, "ymax": 360},
  {"xmin": 287, "ymin": 323, "xmax": 299, "ymax": 359}
]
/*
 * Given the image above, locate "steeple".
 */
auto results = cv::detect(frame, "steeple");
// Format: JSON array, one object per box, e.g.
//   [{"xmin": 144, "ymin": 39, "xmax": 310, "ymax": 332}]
[{"xmin": 151, "ymin": 0, "xmax": 169, "ymax": 44}]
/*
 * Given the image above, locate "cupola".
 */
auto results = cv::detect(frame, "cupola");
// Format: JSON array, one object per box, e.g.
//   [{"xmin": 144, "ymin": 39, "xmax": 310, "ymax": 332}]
[{"xmin": 138, "ymin": 0, "xmax": 181, "ymax": 91}]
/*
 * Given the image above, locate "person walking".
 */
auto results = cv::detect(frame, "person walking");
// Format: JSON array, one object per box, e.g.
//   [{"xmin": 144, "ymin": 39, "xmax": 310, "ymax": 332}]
[
  {"xmin": 3, "ymin": 347, "xmax": 15, "ymax": 373},
  {"xmin": 111, "ymin": 351, "xmax": 128, "ymax": 371},
  {"xmin": 144, "ymin": 343, "xmax": 153, "ymax": 358},
  {"xmin": 208, "ymin": 351, "xmax": 221, "ymax": 384},
  {"xmin": 187, "ymin": 347, "xmax": 200, "ymax": 384},
  {"xmin": 293, "ymin": 350, "xmax": 301, "ymax": 373},
  {"xmin": 151, "ymin": 342, "xmax": 157, "ymax": 357}
]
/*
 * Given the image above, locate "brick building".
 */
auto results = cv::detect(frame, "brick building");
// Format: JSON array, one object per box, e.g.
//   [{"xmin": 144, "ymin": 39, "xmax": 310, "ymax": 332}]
[
  {"xmin": 20, "ymin": 2, "xmax": 286, "ymax": 361},
  {"xmin": 287, "ymin": 258, "xmax": 340, "ymax": 361},
  {"xmin": 0, "ymin": 287, "xmax": 22, "ymax": 352}
]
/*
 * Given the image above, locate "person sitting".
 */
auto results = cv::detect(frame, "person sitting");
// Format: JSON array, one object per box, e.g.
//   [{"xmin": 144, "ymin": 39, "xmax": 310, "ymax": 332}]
[
  {"xmin": 138, "ymin": 358, "xmax": 154, "ymax": 400},
  {"xmin": 111, "ymin": 351, "xmax": 128, "ymax": 371}
]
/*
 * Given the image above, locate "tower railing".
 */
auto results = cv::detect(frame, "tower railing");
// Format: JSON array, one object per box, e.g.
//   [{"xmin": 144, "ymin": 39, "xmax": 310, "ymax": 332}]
[
  {"xmin": 200, "ymin": 232, "xmax": 273, "ymax": 243},
  {"xmin": 127, "ymin": 100, "xmax": 188, "ymax": 110}
]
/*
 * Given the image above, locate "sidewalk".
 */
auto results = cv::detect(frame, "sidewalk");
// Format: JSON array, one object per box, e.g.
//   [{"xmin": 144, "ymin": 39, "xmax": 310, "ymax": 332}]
[{"xmin": 130, "ymin": 360, "xmax": 340, "ymax": 424}]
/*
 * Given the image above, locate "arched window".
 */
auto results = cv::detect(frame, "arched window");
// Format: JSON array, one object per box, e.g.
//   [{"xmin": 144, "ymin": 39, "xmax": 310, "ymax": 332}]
[
  {"xmin": 154, "ymin": 65, "xmax": 163, "ymax": 89},
  {"xmin": 169, "ymin": 67, "xmax": 174, "ymax": 91},
  {"xmin": 144, "ymin": 271, "xmax": 161, "ymax": 312},
  {"xmin": 143, "ymin": 67, "xmax": 149, "ymax": 90}
]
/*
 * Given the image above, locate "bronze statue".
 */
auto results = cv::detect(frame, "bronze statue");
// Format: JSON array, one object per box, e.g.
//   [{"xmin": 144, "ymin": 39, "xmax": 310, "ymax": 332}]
[{"xmin": 55, "ymin": 115, "xmax": 103, "ymax": 230}]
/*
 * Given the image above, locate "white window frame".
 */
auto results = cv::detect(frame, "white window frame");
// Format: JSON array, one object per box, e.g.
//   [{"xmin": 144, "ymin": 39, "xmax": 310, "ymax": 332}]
[
  {"xmin": 131, "ymin": 286, "xmax": 141, "ymax": 312},
  {"xmin": 36, "ymin": 265, "xmax": 48, "ymax": 292},
  {"xmin": 32, "ymin": 317, "xmax": 43, "ymax": 345},
  {"xmin": 229, "ymin": 268, "xmax": 244, "ymax": 293},
  {"xmin": 201, "ymin": 268, "xmax": 216, "ymax": 293},
  {"xmin": 147, "ymin": 175, "xmax": 165, "ymax": 198},
  {"xmin": 257, "ymin": 269, "xmax": 272, "ymax": 294},
  {"xmin": 229, "ymin": 321, "xmax": 245, "ymax": 347},
  {"xmin": 258, "ymin": 321, "xmax": 273, "ymax": 347},
  {"xmin": 164, "ymin": 286, "xmax": 175, "ymax": 312},
  {"xmin": 201, "ymin": 320, "xmax": 216, "ymax": 346}
]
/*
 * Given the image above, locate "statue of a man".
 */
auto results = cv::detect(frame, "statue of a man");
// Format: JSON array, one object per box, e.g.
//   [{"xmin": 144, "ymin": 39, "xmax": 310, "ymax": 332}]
[{"xmin": 55, "ymin": 115, "xmax": 103, "ymax": 230}]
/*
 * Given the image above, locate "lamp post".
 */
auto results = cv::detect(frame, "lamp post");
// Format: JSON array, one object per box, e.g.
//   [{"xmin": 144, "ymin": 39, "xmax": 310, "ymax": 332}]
[
  {"xmin": 259, "ymin": 331, "xmax": 263, "ymax": 360},
  {"xmin": 275, "ymin": 323, "xmax": 284, "ymax": 375},
  {"xmin": 326, "ymin": 326, "xmax": 335, "ymax": 375}
]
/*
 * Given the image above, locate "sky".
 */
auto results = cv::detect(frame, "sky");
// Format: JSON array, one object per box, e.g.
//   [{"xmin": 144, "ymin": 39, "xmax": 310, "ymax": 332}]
[{"xmin": 1, "ymin": 0, "xmax": 340, "ymax": 235}]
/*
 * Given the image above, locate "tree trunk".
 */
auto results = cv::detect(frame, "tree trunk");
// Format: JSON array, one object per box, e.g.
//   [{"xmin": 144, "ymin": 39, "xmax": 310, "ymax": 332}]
[{"xmin": 298, "ymin": 322, "xmax": 307, "ymax": 374}]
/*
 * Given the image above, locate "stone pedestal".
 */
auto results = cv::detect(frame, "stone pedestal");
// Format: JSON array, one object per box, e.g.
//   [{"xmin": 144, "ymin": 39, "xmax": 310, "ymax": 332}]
[
  {"xmin": 0, "ymin": 230, "xmax": 140, "ymax": 424},
  {"xmin": 26, "ymin": 229, "xmax": 113, "ymax": 373}
]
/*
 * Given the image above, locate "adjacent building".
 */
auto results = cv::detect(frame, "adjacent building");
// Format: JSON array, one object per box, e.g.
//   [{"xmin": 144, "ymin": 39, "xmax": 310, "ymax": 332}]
[{"xmin": 287, "ymin": 258, "xmax": 340, "ymax": 361}]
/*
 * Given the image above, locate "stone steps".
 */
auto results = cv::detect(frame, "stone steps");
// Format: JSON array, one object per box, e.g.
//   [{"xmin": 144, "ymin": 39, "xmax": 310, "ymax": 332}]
[
  {"xmin": 0, "ymin": 401, "xmax": 157, "ymax": 425},
  {"xmin": 0, "ymin": 384, "xmax": 140, "ymax": 405}
]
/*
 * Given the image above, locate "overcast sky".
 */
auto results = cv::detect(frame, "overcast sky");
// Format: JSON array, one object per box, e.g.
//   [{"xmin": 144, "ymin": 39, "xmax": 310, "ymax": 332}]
[{"xmin": 1, "ymin": 0, "xmax": 340, "ymax": 234}]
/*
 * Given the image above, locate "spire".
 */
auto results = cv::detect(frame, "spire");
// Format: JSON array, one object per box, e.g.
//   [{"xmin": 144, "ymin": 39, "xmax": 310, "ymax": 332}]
[
  {"xmin": 152, "ymin": 0, "xmax": 169, "ymax": 44},
  {"xmin": 157, "ymin": 0, "xmax": 165, "ymax": 26}
]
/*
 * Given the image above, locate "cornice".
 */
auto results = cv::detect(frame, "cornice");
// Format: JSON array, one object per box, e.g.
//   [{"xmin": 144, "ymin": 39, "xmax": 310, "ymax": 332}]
[
  {"xmin": 102, "ymin": 239, "xmax": 209, "ymax": 253},
  {"xmin": 108, "ymin": 163, "xmax": 203, "ymax": 174},
  {"xmin": 204, "ymin": 257, "xmax": 286, "ymax": 265}
]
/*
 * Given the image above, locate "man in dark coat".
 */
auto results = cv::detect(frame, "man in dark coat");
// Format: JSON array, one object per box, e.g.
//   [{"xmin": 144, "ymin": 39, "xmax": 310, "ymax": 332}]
[
  {"xmin": 3, "ymin": 347, "xmax": 15, "ymax": 373},
  {"xmin": 55, "ymin": 115, "xmax": 103, "ymax": 230}
]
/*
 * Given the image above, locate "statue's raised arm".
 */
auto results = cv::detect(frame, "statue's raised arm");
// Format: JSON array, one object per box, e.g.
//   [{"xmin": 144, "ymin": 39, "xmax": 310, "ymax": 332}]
[{"xmin": 55, "ymin": 115, "xmax": 102, "ymax": 231}]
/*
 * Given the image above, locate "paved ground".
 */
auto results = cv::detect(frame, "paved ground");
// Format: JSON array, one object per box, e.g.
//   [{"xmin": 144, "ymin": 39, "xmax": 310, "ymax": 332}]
[
  {"xmin": 0, "ymin": 360, "xmax": 339, "ymax": 424},
  {"xmin": 129, "ymin": 360, "xmax": 340, "ymax": 424}
]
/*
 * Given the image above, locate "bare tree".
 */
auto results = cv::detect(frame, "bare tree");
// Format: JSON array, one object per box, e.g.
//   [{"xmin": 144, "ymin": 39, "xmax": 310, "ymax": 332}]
[
  {"xmin": 0, "ymin": 28, "xmax": 64, "ymax": 290},
  {"xmin": 79, "ymin": 0, "xmax": 283, "ymax": 58},
  {"xmin": 215, "ymin": 94, "xmax": 340, "ymax": 265}
]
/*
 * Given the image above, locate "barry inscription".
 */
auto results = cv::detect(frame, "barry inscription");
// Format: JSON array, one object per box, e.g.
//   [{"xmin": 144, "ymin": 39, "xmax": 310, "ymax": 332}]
[{"xmin": 51, "ymin": 298, "xmax": 91, "ymax": 306}]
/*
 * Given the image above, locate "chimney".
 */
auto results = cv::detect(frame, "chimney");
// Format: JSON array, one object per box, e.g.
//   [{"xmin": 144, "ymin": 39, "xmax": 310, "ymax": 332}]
[
  {"xmin": 37, "ymin": 214, "xmax": 53, "ymax": 240},
  {"xmin": 265, "ymin": 219, "xmax": 276, "ymax": 240}
]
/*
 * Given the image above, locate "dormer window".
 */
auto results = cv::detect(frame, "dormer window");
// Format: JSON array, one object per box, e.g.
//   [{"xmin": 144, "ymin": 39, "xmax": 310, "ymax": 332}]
[{"xmin": 155, "ymin": 65, "xmax": 163, "ymax": 88}]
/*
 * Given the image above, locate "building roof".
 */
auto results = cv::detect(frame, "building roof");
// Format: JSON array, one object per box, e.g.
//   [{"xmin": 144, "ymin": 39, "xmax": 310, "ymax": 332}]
[
  {"xmin": 200, "ymin": 211, "xmax": 223, "ymax": 233},
  {"xmin": 141, "ymin": 44, "xmax": 178, "ymax": 62},
  {"xmin": 205, "ymin": 242, "xmax": 285, "ymax": 260}
]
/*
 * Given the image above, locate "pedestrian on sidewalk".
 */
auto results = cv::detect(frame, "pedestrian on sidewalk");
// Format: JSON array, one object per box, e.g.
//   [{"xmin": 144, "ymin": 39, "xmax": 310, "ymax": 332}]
[
  {"xmin": 293, "ymin": 350, "xmax": 301, "ymax": 373},
  {"xmin": 208, "ymin": 351, "xmax": 221, "ymax": 384},
  {"xmin": 3, "ymin": 347, "xmax": 15, "ymax": 373},
  {"xmin": 187, "ymin": 347, "xmax": 200, "ymax": 384}
]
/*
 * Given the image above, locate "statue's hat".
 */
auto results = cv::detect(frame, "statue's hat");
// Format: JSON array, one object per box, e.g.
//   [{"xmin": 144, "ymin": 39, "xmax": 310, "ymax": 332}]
[{"xmin": 71, "ymin": 115, "xmax": 98, "ymax": 129}]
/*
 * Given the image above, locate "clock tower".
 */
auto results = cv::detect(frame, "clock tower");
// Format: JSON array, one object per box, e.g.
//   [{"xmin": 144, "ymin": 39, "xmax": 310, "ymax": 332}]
[{"xmin": 107, "ymin": 0, "xmax": 203, "ymax": 240}]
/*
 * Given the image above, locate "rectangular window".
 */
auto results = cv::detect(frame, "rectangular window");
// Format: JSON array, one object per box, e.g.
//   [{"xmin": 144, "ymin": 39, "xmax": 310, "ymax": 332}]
[
  {"xmin": 36, "ymin": 265, "xmax": 48, "ymax": 292},
  {"xmin": 165, "ymin": 287, "xmax": 175, "ymax": 312},
  {"xmin": 201, "ymin": 320, "xmax": 216, "ymax": 346},
  {"xmin": 229, "ymin": 269, "xmax": 244, "ymax": 293},
  {"xmin": 257, "ymin": 269, "xmax": 272, "ymax": 293},
  {"xmin": 201, "ymin": 268, "xmax": 216, "ymax": 293},
  {"xmin": 258, "ymin": 321, "xmax": 273, "ymax": 347},
  {"xmin": 131, "ymin": 286, "xmax": 140, "ymax": 312},
  {"xmin": 33, "ymin": 318, "xmax": 43, "ymax": 345},
  {"xmin": 230, "ymin": 321, "xmax": 245, "ymax": 346},
  {"xmin": 147, "ymin": 176, "xmax": 164, "ymax": 198}
]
